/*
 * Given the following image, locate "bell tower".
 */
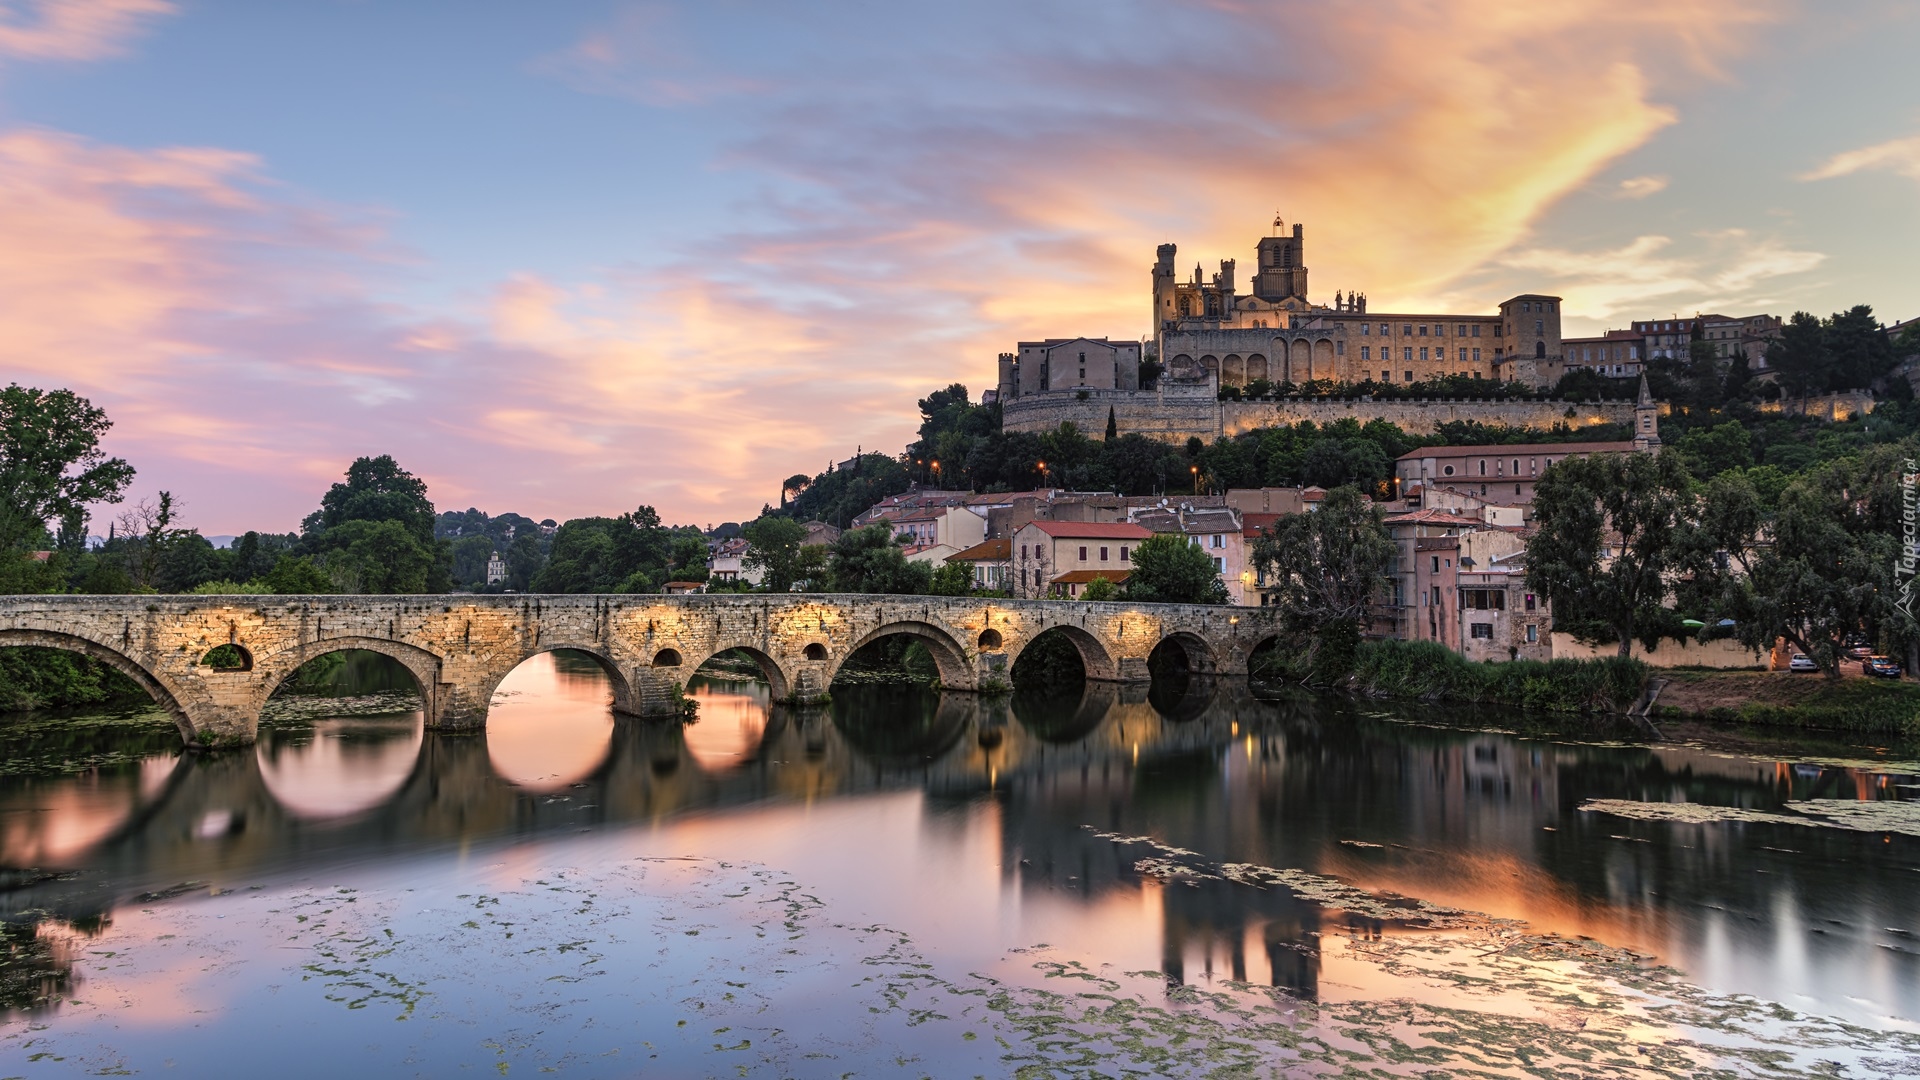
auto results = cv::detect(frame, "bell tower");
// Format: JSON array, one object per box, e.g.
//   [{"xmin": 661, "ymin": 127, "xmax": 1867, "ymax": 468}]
[{"xmin": 1251, "ymin": 218, "xmax": 1308, "ymax": 304}]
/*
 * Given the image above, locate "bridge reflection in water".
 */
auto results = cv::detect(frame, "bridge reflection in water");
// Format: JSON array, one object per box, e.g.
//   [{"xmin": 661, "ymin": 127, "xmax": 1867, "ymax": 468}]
[{"xmin": 7, "ymin": 657, "xmax": 1919, "ymax": 1025}]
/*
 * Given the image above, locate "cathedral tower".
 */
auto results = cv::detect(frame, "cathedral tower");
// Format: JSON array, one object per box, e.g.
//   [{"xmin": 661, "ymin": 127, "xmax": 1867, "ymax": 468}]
[{"xmin": 1251, "ymin": 221, "xmax": 1308, "ymax": 304}]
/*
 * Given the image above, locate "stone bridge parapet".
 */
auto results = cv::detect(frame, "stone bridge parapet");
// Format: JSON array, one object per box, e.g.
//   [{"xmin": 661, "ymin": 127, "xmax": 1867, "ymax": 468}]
[{"xmin": 0, "ymin": 594, "xmax": 1283, "ymax": 746}]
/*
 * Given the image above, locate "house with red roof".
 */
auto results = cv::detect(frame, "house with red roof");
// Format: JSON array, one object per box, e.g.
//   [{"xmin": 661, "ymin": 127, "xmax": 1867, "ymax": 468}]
[{"xmin": 1010, "ymin": 520, "xmax": 1152, "ymax": 599}]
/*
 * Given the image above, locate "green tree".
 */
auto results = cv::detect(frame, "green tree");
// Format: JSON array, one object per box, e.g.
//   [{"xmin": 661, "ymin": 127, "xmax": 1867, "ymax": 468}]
[
  {"xmin": 743, "ymin": 515, "xmax": 808, "ymax": 592},
  {"xmin": 1526, "ymin": 451, "xmax": 1693, "ymax": 659},
  {"xmin": 262, "ymin": 554, "xmax": 334, "ymax": 595},
  {"xmin": 668, "ymin": 534, "xmax": 711, "ymax": 584},
  {"xmin": 0, "ymin": 384, "xmax": 135, "ymax": 563},
  {"xmin": 321, "ymin": 519, "xmax": 439, "ymax": 594},
  {"xmin": 928, "ymin": 560, "xmax": 975, "ymax": 597},
  {"xmin": 303, "ymin": 456, "xmax": 450, "ymax": 593},
  {"xmin": 1250, "ymin": 486, "xmax": 1394, "ymax": 676},
  {"xmin": 826, "ymin": 524, "xmax": 932, "ymax": 594},
  {"xmin": 505, "ymin": 531, "xmax": 545, "ymax": 590},
  {"xmin": 1768, "ymin": 312, "xmax": 1830, "ymax": 397},
  {"xmin": 1125, "ymin": 533, "xmax": 1228, "ymax": 605},
  {"xmin": 450, "ymin": 534, "xmax": 496, "ymax": 589},
  {"xmin": 1703, "ymin": 452, "xmax": 1903, "ymax": 678},
  {"xmin": 1674, "ymin": 420, "xmax": 1753, "ymax": 479},
  {"xmin": 1079, "ymin": 575, "xmax": 1119, "ymax": 601}
]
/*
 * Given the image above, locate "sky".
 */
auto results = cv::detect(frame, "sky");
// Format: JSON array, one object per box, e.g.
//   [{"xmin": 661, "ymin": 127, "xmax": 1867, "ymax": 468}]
[{"xmin": 1, "ymin": 0, "xmax": 1916, "ymax": 535}]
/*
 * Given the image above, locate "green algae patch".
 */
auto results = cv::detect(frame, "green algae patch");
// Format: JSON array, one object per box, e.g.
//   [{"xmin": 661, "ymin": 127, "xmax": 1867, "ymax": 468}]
[{"xmin": 1581, "ymin": 796, "xmax": 1920, "ymax": 837}]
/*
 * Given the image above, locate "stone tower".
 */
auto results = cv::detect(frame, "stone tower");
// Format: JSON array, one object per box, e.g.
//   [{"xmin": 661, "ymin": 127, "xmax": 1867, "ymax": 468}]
[
  {"xmin": 1152, "ymin": 243, "xmax": 1178, "ymax": 335},
  {"xmin": 1633, "ymin": 373, "xmax": 1662, "ymax": 450},
  {"xmin": 1251, "ymin": 222, "xmax": 1308, "ymax": 304}
]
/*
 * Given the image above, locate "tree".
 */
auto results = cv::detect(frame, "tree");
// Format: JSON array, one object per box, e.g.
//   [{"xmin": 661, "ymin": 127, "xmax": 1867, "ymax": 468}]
[
  {"xmin": 116, "ymin": 492, "xmax": 192, "ymax": 591},
  {"xmin": 505, "ymin": 531, "xmax": 545, "ymax": 590},
  {"xmin": 450, "ymin": 534, "xmax": 496, "ymax": 589},
  {"xmin": 262, "ymin": 554, "xmax": 333, "ymax": 595},
  {"xmin": 1526, "ymin": 451, "xmax": 1693, "ymax": 658},
  {"xmin": 743, "ymin": 515, "xmax": 808, "ymax": 592},
  {"xmin": 929, "ymin": 560, "xmax": 975, "ymax": 596},
  {"xmin": 1080, "ymin": 575, "xmax": 1119, "ymax": 602},
  {"xmin": 1769, "ymin": 312, "xmax": 1831, "ymax": 397},
  {"xmin": 1125, "ymin": 533, "xmax": 1228, "ymax": 605},
  {"xmin": 825, "ymin": 524, "xmax": 932, "ymax": 594},
  {"xmin": 1826, "ymin": 304, "xmax": 1896, "ymax": 390},
  {"xmin": 1701, "ymin": 451, "xmax": 1904, "ymax": 678},
  {"xmin": 303, "ymin": 456, "xmax": 450, "ymax": 593},
  {"xmin": 1104, "ymin": 407, "xmax": 1118, "ymax": 442},
  {"xmin": 1250, "ymin": 486, "xmax": 1394, "ymax": 675},
  {"xmin": 0, "ymin": 384, "xmax": 135, "ymax": 559}
]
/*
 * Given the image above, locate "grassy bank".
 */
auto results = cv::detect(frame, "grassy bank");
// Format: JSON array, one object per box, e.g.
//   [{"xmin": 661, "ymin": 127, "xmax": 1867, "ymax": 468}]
[
  {"xmin": 1653, "ymin": 669, "xmax": 1920, "ymax": 735},
  {"xmin": 1257, "ymin": 638, "xmax": 1646, "ymax": 714}
]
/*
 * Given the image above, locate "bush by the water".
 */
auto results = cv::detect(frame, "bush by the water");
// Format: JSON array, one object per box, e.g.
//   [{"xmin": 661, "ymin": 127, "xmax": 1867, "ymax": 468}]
[
  {"xmin": 0, "ymin": 647, "xmax": 149, "ymax": 712},
  {"xmin": 1257, "ymin": 638, "xmax": 1645, "ymax": 713}
]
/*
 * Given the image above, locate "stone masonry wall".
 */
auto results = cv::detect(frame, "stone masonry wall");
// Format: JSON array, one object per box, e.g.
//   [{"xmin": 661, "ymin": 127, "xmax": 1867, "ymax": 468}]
[
  {"xmin": 0, "ymin": 594, "xmax": 1284, "ymax": 746},
  {"xmin": 1002, "ymin": 386, "xmax": 1641, "ymax": 442}
]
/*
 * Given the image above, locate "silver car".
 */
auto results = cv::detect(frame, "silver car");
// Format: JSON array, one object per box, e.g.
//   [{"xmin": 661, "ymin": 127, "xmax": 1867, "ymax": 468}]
[{"xmin": 1788, "ymin": 654, "xmax": 1818, "ymax": 673}]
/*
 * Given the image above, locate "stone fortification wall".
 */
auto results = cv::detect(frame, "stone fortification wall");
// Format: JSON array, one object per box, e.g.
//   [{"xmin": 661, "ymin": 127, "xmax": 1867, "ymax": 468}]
[
  {"xmin": 1002, "ymin": 386, "xmax": 1640, "ymax": 442},
  {"xmin": 1001, "ymin": 384, "xmax": 1222, "ymax": 441},
  {"xmin": 1226, "ymin": 398, "xmax": 1639, "ymax": 437}
]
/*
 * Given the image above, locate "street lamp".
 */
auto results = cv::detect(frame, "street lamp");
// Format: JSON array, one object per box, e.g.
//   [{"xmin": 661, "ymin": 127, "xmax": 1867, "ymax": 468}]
[
  {"xmin": 1037, "ymin": 460, "xmax": 1049, "ymax": 487},
  {"xmin": 1190, "ymin": 464, "xmax": 1199, "ymax": 495}
]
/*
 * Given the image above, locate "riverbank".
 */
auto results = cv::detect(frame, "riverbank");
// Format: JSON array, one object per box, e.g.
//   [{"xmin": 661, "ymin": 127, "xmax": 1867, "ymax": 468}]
[
  {"xmin": 1256, "ymin": 639, "xmax": 1646, "ymax": 714},
  {"xmin": 1652, "ymin": 668, "xmax": 1920, "ymax": 735}
]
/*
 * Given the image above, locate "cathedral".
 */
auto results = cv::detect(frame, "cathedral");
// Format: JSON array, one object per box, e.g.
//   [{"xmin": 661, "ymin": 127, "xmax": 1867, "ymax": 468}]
[{"xmin": 997, "ymin": 218, "xmax": 1569, "ymax": 403}]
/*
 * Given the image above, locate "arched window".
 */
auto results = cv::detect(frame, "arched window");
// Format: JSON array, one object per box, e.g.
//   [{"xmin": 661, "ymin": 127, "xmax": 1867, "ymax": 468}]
[
  {"xmin": 1535, "ymin": 340, "xmax": 1547, "ymax": 359},
  {"xmin": 652, "ymin": 648, "xmax": 683, "ymax": 667},
  {"xmin": 803, "ymin": 643, "xmax": 828, "ymax": 661}
]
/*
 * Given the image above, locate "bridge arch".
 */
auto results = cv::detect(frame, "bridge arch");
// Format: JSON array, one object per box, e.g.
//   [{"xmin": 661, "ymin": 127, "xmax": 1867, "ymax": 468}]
[
  {"xmin": 678, "ymin": 644, "xmax": 791, "ymax": 702},
  {"xmin": 475, "ymin": 643, "xmax": 637, "ymax": 719},
  {"xmin": 1007, "ymin": 624, "xmax": 1117, "ymax": 684},
  {"xmin": 833, "ymin": 620, "xmax": 973, "ymax": 691},
  {"xmin": 1150, "ymin": 630, "xmax": 1219, "ymax": 676},
  {"xmin": 0, "ymin": 628, "xmax": 196, "ymax": 743},
  {"xmin": 252, "ymin": 636, "xmax": 450, "ymax": 725}
]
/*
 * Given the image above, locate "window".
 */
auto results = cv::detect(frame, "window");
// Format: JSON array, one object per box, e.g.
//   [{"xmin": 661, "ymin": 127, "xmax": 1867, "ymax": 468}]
[
  {"xmin": 1525, "ymin": 624, "xmax": 1537, "ymax": 643},
  {"xmin": 1380, "ymin": 323, "xmax": 1389, "ymax": 335},
  {"xmin": 1472, "ymin": 348, "xmax": 1480, "ymax": 362},
  {"xmin": 1119, "ymin": 546, "xmax": 1129, "ymax": 561},
  {"xmin": 1404, "ymin": 370, "xmax": 1414, "ymax": 382},
  {"xmin": 1420, "ymin": 347, "xmax": 1429, "ymax": 362},
  {"xmin": 1362, "ymin": 346, "xmax": 1371, "ymax": 361},
  {"xmin": 1079, "ymin": 546, "xmax": 1087, "ymax": 560},
  {"xmin": 1211, "ymin": 534, "xmax": 1223, "ymax": 548},
  {"xmin": 1436, "ymin": 347, "xmax": 1444, "ymax": 360},
  {"xmin": 1402, "ymin": 323, "xmax": 1412, "ymax": 336},
  {"xmin": 1336, "ymin": 340, "xmax": 1345, "ymax": 356},
  {"xmin": 1470, "ymin": 623, "xmax": 1493, "ymax": 639},
  {"xmin": 1443, "ymin": 465, "xmax": 1455, "ymax": 476},
  {"xmin": 1524, "ymin": 593, "xmax": 1536, "ymax": 612},
  {"xmin": 1431, "ymin": 556, "xmax": 1439, "ymax": 573},
  {"xmin": 1419, "ymin": 325, "xmax": 1428, "ymax": 336},
  {"xmin": 1381, "ymin": 369, "xmax": 1390, "ymax": 380},
  {"xmin": 1214, "ymin": 557, "xmax": 1225, "ymax": 572},
  {"xmin": 1472, "ymin": 325, "xmax": 1481, "ymax": 337},
  {"xmin": 1100, "ymin": 546, "xmax": 1108, "ymax": 561},
  {"xmin": 1021, "ymin": 544, "xmax": 1029, "ymax": 558},
  {"xmin": 1403, "ymin": 348, "xmax": 1413, "ymax": 362},
  {"xmin": 1479, "ymin": 459, "xmax": 1487, "ymax": 475},
  {"xmin": 1515, "ymin": 484, "xmax": 1522, "ymax": 495},
  {"xmin": 1534, "ymin": 319, "xmax": 1544, "ymax": 334},
  {"xmin": 1361, "ymin": 323, "xmax": 1371, "ymax": 335},
  {"xmin": 1431, "ymin": 585, "xmax": 1441, "ymax": 605}
]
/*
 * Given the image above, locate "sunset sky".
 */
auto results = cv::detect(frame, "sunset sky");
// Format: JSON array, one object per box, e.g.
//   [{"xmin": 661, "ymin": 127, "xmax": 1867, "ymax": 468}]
[{"xmin": 2, "ymin": 0, "xmax": 1916, "ymax": 534}]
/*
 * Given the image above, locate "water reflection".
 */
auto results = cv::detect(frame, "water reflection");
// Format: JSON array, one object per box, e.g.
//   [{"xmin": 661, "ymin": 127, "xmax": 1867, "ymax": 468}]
[
  {"xmin": 682, "ymin": 675, "xmax": 770, "ymax": 770},
  {"xmin": 0, "ymin": 671, "xmax": 1916, "ymax": 1046},
  {"xmin": 256, "ymin": 714, "xmax": 423, "ymax": 820},
  {"xmin": 485, "ymin": 649, "xmax": 615, "ymax": 790}
]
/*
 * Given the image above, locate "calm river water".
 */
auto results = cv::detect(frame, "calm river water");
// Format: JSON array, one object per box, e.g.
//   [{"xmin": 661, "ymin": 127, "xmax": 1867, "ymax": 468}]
[{"xmin": 2, "ymin": 650, "xmax": 1918, "ymax": 1077}]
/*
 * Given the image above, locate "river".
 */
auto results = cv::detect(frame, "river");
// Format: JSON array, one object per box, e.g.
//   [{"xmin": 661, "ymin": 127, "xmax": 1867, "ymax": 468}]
[{"xmin": 1, "ymin": 649, "xmax": 1917, "ymax": 1077}]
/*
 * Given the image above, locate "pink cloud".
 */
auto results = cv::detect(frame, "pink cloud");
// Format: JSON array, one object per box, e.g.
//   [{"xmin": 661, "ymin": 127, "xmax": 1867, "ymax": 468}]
[
  {"xmin": 0, "ymin": 0, "xmax": 1805, "ymax": 536},
  {"xmin": 0, "ymin": 0, "xmax": 173, "ymax": 61}
]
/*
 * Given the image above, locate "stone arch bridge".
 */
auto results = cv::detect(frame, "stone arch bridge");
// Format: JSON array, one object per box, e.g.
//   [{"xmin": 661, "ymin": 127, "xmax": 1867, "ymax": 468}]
[{"xmin": 0, "ymin": 594, "xmax": 1283, "ymax": 746}]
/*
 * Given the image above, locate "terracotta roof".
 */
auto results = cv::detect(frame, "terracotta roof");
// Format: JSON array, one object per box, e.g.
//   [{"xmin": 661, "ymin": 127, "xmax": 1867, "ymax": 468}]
[
  {"xmin": 1024, "ymin": 521, "xmax": 1152, "ymax": 539},
  {"xmin": 1396, "ymin": 441, "xmax": 1635, "ymax": 460},
  {"xmin": 948, "ymin": 538, "xmax": 1012, "ymax": 561},
  {"xmin": 1242, "ymin": 512, "xmax": 1284, "ymax": 537},
  {"xmin": 1383, "ymin": 508, "xmax": 1484, "ymax": 526},
  {"xmin": 1051, "ymin": 569, "xmax": 1133, "ymax": 585}
]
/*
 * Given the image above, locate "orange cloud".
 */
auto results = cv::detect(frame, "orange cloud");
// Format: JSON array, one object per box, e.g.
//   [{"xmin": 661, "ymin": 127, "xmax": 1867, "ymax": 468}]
[
  {"xmin": 1801, "ymin": 132, "xmax": 1920, "ymax": 184},
  {"xmin": 0, "ymin": 0, "xmax": 173, "ymax": 61}
]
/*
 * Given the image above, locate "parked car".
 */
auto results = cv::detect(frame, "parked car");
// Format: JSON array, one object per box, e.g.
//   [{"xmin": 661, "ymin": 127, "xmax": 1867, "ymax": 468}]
[
  {"xmin": 1788, "ymin": 654, "xmax": 1818, "ymax": 672},
  {"xmin": 1846, "ymin": 644, "xmax": 1873, "ymax": 660},
  {"xmin": 1865, "ymin": 655, "xmax": 1903, "ymax": 679}
]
